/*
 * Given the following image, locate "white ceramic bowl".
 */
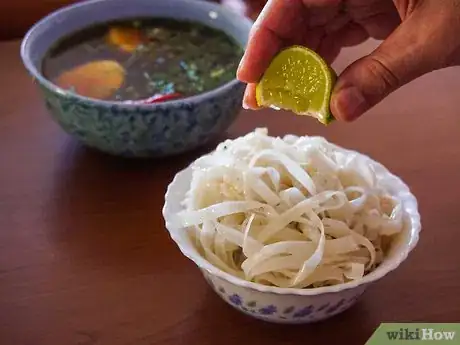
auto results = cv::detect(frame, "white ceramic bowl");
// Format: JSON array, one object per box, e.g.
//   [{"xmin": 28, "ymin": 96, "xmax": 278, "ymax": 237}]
[{"xmin": 162, "ymin": 139, "xmax": 421, "ymax": 324}]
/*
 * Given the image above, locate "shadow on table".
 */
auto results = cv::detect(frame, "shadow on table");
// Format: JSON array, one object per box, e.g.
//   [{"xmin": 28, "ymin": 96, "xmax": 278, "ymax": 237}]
[{"xmin": 45, "ymin": 133, "xmax": 229, "ymax": 273}]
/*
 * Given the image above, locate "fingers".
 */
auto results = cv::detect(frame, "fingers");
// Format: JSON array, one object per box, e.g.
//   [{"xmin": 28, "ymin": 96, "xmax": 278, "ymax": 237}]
[
  {"xmin": 331, "ymin": 11, "xmax": 442, "ymax": 121},
  {"xmin": 243, "ymin": 84, "xmax": 259, "ymax": 109},
  {"xmin": 237, "ymin": 0, "xmax": 305, "ymax": 83},
  {"xmin": 237, "ymin": 26, "xmax": 283, "ymax": 84},
  {"xmin": 317, "ymin": 22, "xmax": 368, "ymax": 63},
  {"xmin": 241, "ymin": 23, "xmax": 369, "ymax": 111},
  {"xmin": 347, "ymin": 0, "xmax": 401, "ymax": 39}
]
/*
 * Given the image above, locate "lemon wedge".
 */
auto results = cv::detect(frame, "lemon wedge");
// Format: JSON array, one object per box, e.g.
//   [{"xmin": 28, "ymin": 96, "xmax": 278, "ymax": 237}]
[{"xmin": 256, "ymin": 45, "xmax": 336, "ymax": 125}]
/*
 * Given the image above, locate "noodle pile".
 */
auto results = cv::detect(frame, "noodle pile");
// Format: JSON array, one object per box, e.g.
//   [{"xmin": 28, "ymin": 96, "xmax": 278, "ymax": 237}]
[{"xmin": 173, "ymin": 128, "xmax": 405, "ymax": 288}]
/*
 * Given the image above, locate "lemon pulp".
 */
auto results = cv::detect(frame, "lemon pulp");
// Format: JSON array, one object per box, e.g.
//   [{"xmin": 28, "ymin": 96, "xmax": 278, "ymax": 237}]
[{"xmin": 256, "ymin": 45, "xmax": 336, "ymax": 125}]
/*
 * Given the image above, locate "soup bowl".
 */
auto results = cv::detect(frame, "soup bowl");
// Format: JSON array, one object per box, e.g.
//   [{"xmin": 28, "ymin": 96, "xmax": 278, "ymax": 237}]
[{"xmin": 21, "ymin": 0, "xmax": 252, "ymax": 158}]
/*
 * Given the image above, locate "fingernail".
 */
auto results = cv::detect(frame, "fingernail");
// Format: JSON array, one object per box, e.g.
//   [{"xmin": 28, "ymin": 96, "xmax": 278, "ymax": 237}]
[
  {"xmin": 333, "ymin": 86, "xmax": 368, "ymax": 121},
  {"xmin": 237, "ymin": 54, "xmax": 247, "ymax": 77},
  {"xmin": 242, "ymin": 102, "xmax": 249, "ymax": 110}
]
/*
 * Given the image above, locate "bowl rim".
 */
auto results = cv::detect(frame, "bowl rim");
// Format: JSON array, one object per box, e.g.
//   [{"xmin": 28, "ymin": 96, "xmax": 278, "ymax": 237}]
[
  {"xmin": 20, "ymin": 0, "xmax": 253, "ymax": 108},
  {"xmin": 162, "ymin": 136, "xmax": 422, "ymax": 296}
]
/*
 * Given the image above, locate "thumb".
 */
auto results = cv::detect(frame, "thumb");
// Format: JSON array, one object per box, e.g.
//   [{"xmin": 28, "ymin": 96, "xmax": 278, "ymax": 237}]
[{"xmin": 330, "ymin": 12, "xmax": 443, "ymax": 122}]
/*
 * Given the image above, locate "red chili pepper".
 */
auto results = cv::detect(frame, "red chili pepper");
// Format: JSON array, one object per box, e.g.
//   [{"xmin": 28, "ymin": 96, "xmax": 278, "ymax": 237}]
[{"xmin": 123, "ymin": 92, "xmax": 182, "ymax": 105}]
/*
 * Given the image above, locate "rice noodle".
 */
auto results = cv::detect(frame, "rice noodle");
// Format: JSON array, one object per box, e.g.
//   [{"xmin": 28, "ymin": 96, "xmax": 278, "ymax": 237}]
[{"xmin": 174, "ymin": 128, "xmax": 406, "ymax": 288}]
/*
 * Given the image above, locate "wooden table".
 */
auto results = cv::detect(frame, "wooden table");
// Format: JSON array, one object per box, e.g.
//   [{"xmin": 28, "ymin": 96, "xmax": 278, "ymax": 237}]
[
  {"xmin": 0, "ymin": 0, "xmax": 267, "ymax": 39},
  {"xmin": 1, "ymin": 34, "xmax": 460, "ymax": 345}
]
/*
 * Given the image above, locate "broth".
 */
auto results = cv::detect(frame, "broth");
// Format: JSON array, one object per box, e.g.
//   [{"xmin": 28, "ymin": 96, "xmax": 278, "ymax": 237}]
[{"xmin": 42, "ymin": 17, "xmax": 244, "ymax": 102}]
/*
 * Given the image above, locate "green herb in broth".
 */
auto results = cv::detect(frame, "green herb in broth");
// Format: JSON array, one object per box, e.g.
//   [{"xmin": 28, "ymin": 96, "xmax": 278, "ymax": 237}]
[{"xmin": 42, "ymin": 17, "xmax": 244, "ymax": 102}]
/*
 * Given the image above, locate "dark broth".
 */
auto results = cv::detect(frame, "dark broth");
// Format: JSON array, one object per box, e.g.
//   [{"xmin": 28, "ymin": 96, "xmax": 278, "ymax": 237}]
[{"xmin": 42, "ymin": 17, "xmax": 244, "ymax": 102}]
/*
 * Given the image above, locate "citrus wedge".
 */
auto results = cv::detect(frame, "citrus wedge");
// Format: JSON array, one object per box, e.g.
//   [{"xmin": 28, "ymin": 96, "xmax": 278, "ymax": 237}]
[{"xmin": 256, "ymin": 45, "xmax": 336, "ymax": 125}]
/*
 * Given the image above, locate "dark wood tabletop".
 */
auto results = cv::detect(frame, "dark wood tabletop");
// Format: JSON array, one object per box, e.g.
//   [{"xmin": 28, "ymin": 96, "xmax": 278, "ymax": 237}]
[
  {"xmin": 0, "ymin": 0, "xmax": 267, "ymax": 40},
  {"xmin": 1, "ymin": 14, "xmax": 460, "ymax": 345}
]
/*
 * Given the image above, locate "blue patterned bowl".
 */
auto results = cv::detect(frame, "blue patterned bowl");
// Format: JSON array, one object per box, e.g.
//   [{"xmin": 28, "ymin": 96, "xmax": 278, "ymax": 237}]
[
  {"xmin": 163, "ymin": 140, "xmax": 421, "ymax": 324},
  {"xmin": 20, "ymin": 0, "xmax": 252, "ymax": 157}
]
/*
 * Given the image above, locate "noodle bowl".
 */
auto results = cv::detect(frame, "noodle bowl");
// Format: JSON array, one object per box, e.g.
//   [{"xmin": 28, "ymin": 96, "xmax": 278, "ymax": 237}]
[
  {"xmin": 170, "ymin": 129, "xmax": 412, "ymax": 289},
  {"xmin": 163, "ymin": 128, "xmax": 421, "ymax": 322}
]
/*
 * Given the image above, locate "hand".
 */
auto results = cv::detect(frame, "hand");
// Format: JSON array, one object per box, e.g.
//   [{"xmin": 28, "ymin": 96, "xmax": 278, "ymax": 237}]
[{"xmin": 237, "ymin": 0, "xmax": 460, "ymax": 121}]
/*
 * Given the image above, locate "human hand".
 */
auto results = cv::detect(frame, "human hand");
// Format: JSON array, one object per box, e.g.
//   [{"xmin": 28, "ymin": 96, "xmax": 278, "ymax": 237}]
[{"xmin": 237, "ymin": 0, "xmax": 460, "ymax": 121}]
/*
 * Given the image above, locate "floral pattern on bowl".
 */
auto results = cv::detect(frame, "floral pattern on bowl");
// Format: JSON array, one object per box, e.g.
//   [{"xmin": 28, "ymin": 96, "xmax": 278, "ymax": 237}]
[
  {"xmin": 39, "ymin": 82, "xmax": 244, "ymax": 157},
  {"xmin": 202, "ymin": 270, "xmax": 367, "ymax": 324}
]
